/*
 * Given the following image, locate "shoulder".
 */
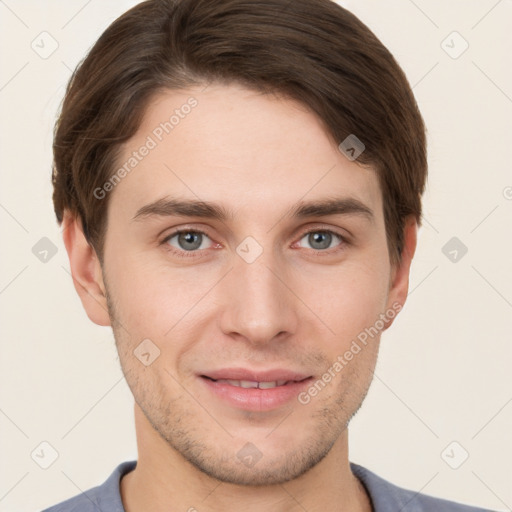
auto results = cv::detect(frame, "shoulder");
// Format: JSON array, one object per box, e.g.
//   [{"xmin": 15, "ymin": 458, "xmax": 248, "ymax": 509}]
[
  {"xmin": 350, "ymin": 463, "xmax": 496, "ymax": 512},
  {"xmin": 41, "ymin": 460, "xmax": 136, "ymax": 512}
]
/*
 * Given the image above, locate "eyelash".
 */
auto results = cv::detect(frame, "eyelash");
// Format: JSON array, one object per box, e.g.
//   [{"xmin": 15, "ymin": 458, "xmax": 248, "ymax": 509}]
[{"xmin": 160, "ymin": 226, "xmax": 349, "ymax": 260}]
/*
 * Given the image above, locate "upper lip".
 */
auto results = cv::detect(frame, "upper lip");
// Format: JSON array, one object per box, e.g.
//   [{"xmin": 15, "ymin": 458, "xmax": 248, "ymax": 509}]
[{"xmin": 200, "ymin": 368, "xmax": 312, "ymax": 382}]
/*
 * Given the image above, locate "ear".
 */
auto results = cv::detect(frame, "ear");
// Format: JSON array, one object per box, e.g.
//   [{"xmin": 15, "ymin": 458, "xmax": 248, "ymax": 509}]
[
  {"xmin": 61, "ymin": 211, "xmax": 111, "ymax": 326},
  {"xmin": 383, "ymin": 216, "xmax": 418, "ymax": 330}
]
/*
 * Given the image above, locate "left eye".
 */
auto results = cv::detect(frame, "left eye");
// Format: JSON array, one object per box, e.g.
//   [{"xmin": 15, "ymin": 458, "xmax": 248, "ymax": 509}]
[{"xmin": 297, "ymin": 230, "xmax": 344, "ymax": 251}]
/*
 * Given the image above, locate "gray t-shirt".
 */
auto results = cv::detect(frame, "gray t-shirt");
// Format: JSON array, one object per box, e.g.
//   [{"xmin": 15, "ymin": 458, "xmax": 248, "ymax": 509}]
[{"xmin": 41, "ymin": 460, "xmax": 495, "ymax": 511}]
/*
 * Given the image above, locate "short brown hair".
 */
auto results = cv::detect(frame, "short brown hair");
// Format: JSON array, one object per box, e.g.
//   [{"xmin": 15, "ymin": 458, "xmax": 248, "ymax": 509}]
[{"xmin": 52, "ymin": 0, "xmax": 427, "ymax": 266}]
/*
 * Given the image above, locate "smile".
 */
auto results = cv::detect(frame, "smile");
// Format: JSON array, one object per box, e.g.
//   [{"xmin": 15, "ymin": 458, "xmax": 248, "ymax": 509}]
[
  {"xmin": 205, "ymin": 378, "xmax": 292, "ymax": 389},
  {"xmin": 200, "ymin": 375, "xmax": 313, "ymax": 411}
]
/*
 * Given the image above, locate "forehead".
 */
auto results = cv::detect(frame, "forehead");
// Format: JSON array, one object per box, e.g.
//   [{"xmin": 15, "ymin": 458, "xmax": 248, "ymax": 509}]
[{"xmin": 109, "ymin": 83, "xmax": 383, "ymax": 224}]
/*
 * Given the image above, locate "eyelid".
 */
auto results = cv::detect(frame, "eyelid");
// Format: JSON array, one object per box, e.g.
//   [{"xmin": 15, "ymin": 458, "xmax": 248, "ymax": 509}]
[{"xmin": 297, "ymin": 224, "xmax": 350, "ymax": 241}]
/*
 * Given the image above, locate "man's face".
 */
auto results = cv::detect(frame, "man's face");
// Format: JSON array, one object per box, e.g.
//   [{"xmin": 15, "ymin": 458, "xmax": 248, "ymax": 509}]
[{"xmin": 99, "ymin": 83, "xmax": 405, "ymax": 485}]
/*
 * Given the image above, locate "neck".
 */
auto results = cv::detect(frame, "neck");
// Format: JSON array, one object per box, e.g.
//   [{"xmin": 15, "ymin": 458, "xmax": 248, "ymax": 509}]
[{"xmin": 120, "ymin": 404, "xmax": 372, "ymax": 512}]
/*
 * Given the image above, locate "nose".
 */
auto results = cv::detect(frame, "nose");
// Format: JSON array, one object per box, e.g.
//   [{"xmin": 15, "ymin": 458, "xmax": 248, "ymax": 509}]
[{"xmin": 218, "ymin": 248, "xmax": 299, "ymax": 346}]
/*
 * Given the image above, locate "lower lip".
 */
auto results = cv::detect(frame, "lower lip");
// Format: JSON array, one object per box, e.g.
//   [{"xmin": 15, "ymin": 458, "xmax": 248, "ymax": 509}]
[{"xmin": 199, "ymin": 376, "xmax": 313, "ymax": 411}]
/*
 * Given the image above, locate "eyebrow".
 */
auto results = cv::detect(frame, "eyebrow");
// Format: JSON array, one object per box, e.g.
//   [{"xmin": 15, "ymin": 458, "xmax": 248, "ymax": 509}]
[{"xmin": 132, "ymin": 196, "xmax": 374, "ymax": 223}]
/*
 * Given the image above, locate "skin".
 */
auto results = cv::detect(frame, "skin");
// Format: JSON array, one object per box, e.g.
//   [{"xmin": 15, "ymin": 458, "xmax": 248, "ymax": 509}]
[{"xmin": 62, "ymin": 82, "xmax": 417, "ymax": 512}]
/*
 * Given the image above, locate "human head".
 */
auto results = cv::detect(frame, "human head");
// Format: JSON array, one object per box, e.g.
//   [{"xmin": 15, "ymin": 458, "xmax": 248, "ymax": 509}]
[
  {"xmin": 52, "ymin": 0, "xmax": 427, "ymax": 269},
  {"xmin": 54, "ymin": 0, "xmax": 426, "ymax": 489}
]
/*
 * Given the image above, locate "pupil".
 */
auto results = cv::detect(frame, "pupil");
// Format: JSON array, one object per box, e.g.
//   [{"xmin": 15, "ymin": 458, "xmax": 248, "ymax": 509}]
[
  {"xmin": 180, "ymin": 232, "xmax": 201, "ymax": 250},
  {"xmin": 311, "ymin": 232, "xmax": 331, "ymax": 250}
]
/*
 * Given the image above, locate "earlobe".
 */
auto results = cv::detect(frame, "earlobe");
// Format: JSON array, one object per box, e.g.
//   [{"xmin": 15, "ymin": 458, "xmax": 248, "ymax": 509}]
[
  {"xmin": 383, "ymin": 216, "xmax": 418, "ymax": 330},
  {"xmin": 62, "ymin": 211, "xmax": 111, "ymax": 327}
]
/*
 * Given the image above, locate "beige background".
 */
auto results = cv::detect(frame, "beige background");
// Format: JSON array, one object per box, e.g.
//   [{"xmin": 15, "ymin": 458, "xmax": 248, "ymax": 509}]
[{"xmin": 0, "ymin": 1, "xmax": 511, "ymax": 510}]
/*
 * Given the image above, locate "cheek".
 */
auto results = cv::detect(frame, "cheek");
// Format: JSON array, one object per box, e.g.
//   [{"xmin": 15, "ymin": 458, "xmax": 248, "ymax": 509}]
[
  {"xmin": 296, "ymin": 260, "xmax": 390, "ymax": 341},
  {"xmin": 105, "ymin": 256, "xmax": 168, "ymax": 335},
  {"xmin": 106, "ymin": 255, "xmax": 216, "ymax": 342}
]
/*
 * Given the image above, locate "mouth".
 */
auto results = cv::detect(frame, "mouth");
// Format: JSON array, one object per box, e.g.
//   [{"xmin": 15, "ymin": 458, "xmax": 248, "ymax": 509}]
[
  {"xmin": 198, "ymin": 371, "xmax": 314, "ymax": 411},
  {"xmin": 201, "ymin": 375, "xmax": 310, "ymax": 389}
]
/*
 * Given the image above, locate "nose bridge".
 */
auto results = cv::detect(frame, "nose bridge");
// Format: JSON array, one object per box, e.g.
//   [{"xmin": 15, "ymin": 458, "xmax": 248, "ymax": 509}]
[{"xmin": 218, "ymin": 240, "xmax": 297, "ymax": 344}]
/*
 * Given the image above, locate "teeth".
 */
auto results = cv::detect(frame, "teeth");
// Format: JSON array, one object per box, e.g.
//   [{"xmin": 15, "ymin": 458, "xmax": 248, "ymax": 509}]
[
  {"xmin": 216, "ymin": 379, "xmax": 290, "ymax": 389},
  {"xmin": 258, "ymin": 381, "xmax": 278, "ymax": 389},
  {"xmin": 240, "ymin": 380, "xmax": 259, "ymax": 388},
  {"xmin": 259, "ymin": 380, "xmax": 288, "ymax": 388}
]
